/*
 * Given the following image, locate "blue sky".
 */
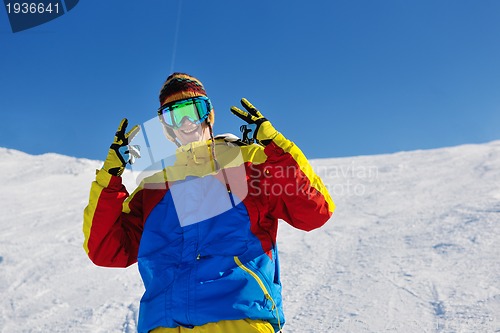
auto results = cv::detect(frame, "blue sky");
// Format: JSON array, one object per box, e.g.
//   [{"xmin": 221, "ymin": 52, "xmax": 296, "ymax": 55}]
[{"xmin": 1, "ymin": 0, "xmax": 499, "ymax": 161}]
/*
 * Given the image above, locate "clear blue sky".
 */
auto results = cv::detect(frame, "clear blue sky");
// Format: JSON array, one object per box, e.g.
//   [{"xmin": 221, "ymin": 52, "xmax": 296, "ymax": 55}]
[{"xmin": 1, "ymin": 0, "xmax": 499, "ymax": 161}]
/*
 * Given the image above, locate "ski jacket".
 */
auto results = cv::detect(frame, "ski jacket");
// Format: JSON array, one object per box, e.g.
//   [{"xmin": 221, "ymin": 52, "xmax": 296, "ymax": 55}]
[{"xmin": 83, "ymin": 132, "xmax": 335, "ymax": 333}]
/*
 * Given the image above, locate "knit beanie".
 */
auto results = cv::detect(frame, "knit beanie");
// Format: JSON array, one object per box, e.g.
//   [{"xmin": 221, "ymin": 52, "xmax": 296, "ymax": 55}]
[{"xmin": 159, "ymin": 73, "xmax": 215, "ymax": 125}]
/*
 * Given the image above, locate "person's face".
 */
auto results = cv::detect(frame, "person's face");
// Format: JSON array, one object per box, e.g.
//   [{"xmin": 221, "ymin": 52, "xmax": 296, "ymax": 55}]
[{"xmin": 172, "ymin": 118, "xmax": 211, "ymax": 145}]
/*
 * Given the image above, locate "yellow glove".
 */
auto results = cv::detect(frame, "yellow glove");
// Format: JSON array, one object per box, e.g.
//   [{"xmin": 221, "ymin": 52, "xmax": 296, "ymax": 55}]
[
  {"xmin": 230, "ymin": 98, "xmax": 278, "ymax": 146},
  {"xmin": 102, "ymin": 118, "xmax": 141, "ymax": 176}
]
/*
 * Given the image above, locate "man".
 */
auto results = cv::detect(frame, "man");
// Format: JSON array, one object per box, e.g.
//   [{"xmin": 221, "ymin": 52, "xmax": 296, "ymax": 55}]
[{"xmin": 83, "ymin": 73, "xmax": 335, "ymax": 333}]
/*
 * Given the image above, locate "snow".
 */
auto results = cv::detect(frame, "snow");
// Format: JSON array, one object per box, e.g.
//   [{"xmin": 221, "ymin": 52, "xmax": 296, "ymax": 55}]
[{"xmin": 1, "ymin": 141, "xmax": 499, "ymax": 333}]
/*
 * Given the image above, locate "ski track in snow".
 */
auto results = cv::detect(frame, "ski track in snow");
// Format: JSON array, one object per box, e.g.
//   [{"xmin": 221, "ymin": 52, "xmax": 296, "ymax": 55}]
[{"xmin": 0, "ymin": 142, "xmax": 499, "ymax": 333}]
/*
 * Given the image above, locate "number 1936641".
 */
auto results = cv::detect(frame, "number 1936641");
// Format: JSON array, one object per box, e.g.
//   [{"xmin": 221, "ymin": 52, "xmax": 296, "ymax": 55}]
[{"xmin": 6, "ymin": 2, "xmax": 60, "ymax": 14}]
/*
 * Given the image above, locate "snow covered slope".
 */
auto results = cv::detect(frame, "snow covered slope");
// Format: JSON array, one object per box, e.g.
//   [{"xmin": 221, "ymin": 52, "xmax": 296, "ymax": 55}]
[{"xmin": 0, "ymin": 142, "xmax": 499, "ymax": 333}]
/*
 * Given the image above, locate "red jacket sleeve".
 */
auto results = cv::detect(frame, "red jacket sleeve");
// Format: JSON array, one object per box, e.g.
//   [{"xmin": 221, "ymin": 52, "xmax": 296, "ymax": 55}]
[
  {"xmin": 263, "ymin": 132, "xmax": 335, "ymax": 231},
  {"xmin": 83, "ymin": 169, "xmax": 146, "ymax": 267}
]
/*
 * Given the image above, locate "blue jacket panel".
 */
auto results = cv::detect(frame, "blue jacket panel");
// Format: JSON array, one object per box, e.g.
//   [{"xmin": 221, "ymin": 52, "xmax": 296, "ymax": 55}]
[{"xmin": 137, "ymin": 176, "xmax": 284, "ymax": 333}]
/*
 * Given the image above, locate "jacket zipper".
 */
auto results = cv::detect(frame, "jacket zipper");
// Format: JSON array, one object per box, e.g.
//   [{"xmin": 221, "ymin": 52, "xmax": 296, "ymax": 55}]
[{"xmin": 233, "ymin": 256, "xmax": 282, "ymax": 331}]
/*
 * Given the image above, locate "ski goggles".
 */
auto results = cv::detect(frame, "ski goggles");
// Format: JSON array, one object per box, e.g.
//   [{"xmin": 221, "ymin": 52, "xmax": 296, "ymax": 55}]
[{"xmin": 158, "ymin": 96, "xmax": 212, "ymax": 129}]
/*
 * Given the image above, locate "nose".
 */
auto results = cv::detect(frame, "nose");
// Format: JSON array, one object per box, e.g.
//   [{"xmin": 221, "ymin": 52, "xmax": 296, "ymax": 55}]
[{"xmin": 178, "ymin": 117, "xmax": 197, "ymax": 128}]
